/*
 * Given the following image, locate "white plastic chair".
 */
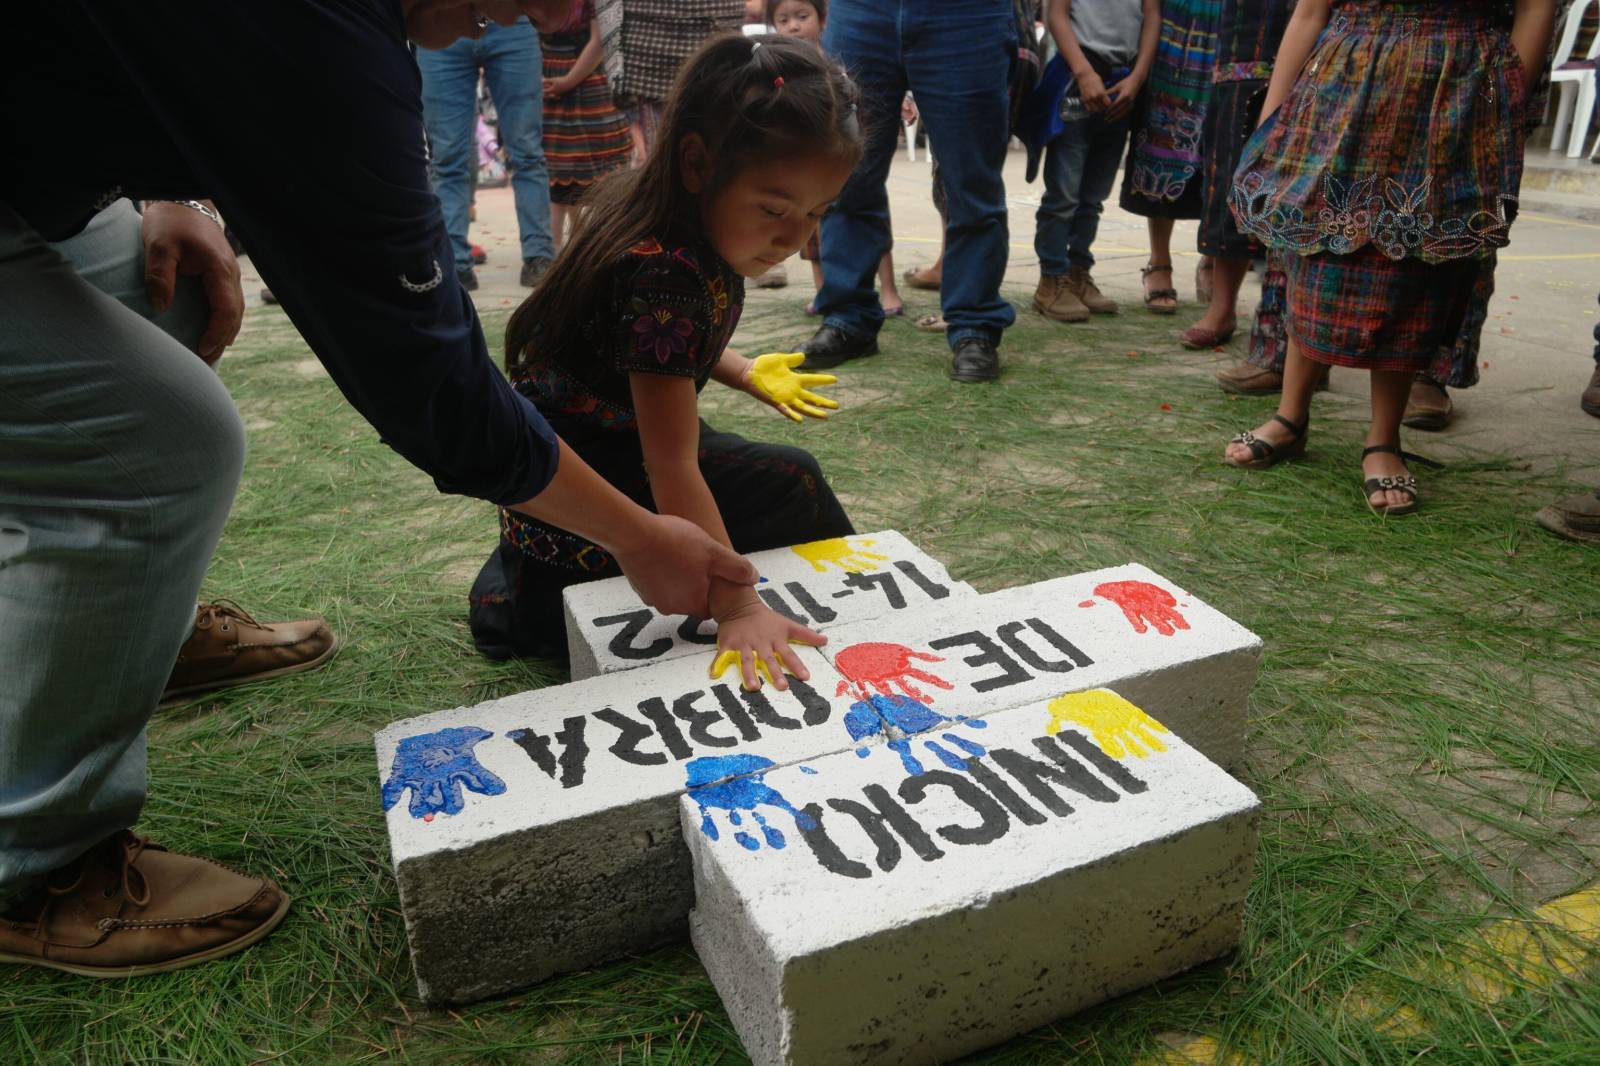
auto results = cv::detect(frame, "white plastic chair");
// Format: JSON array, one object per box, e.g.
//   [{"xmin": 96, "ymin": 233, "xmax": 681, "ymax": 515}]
[{"xmin": 1549, "ymin": 0, "xmax": 1600, "ymax": 157}]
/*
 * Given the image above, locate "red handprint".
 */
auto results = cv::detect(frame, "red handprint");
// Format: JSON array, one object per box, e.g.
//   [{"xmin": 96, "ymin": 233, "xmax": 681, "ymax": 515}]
[
  {"xmin": 1081, "ymin": 580, "xmax": 1191, "ymax": 637},
  {"xmin": 833, "ymin": 642, "xmax": 953, "ymax": 705}
]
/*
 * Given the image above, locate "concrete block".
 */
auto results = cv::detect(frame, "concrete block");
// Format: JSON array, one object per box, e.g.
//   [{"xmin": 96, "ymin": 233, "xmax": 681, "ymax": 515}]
[
  {"xmin": 562, "ymin": 531, "xmax": 976, "ymax": 679},
  {"xmin": 818, "ymin": 563, "xmax": 1261, "ymax": 770},
  {"xmin": 374, "ymin": 647, "xmax": 878, "ymax": 1004},
  {"xmin": 683, "ymin": 690, "xmax": 1261, "ymax": 1066}
]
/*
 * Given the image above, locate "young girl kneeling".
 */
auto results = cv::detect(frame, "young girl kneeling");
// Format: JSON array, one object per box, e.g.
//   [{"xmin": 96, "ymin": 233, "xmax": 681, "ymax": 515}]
[{"xmin": 471, "ymin": 34, "xmax": 862, "ymax": 689}]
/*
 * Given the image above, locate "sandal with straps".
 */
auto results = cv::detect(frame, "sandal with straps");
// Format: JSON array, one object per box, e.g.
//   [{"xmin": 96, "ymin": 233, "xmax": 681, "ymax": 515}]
[
  {"xmin": 1141, "ymin": 261, "xmax": 1179, "ymax": 315},
  {"xmin": 1225, "ymin": 413, "xmax": 1308, "ymax": 469},
  {"xmin": 1361, "ymin": 443, "xmax": 1442, "ymax": 517}
]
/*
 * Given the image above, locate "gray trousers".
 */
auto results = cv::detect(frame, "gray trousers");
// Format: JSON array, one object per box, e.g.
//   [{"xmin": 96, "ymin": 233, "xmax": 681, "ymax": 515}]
[{"xmin": 0, "ymin": 200, "xmax": 245, "ymax": 901}]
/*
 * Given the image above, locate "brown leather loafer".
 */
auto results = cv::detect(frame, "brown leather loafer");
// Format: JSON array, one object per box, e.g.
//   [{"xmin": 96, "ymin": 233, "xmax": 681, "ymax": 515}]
[
  {"xmin": 162, "ymin": 600, "xmax": 337, "ymax": 705},
  {"xmin": 0, "ymin": 832, "xmax": 289, "ymax": 977},
  {"xmin": 1215, "ymin": 360, "xmax": 1332, "ymax": 396},
  {"xmin": 1402, "ymin": 375, "xmax": 1453, "ymax": 431}
]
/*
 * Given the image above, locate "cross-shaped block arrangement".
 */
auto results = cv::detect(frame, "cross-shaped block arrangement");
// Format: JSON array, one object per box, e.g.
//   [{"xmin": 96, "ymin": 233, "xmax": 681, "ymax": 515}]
[
  {"xmin": 683, "ymin": 690, "xmax": 1262, "ymax": 1066},
  {"xmin": 562, "ymin": 531, "xmax": 977, "ymax": 679},
  {"xmin": 374, "ymin": 532, "xmax": 1264, "ymax": 1024}
]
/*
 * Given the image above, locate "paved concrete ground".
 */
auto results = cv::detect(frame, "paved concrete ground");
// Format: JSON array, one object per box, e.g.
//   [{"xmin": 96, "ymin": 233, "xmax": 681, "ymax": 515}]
[{"xmin": 242, "ymin": 144, "xmax": 1600, "ymax": 483}]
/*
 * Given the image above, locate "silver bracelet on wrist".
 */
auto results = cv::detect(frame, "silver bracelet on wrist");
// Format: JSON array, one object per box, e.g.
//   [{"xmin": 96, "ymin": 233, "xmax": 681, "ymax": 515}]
[{"xmin": 149, "ymin": 199, "xmax": 224, "ymax": 230}]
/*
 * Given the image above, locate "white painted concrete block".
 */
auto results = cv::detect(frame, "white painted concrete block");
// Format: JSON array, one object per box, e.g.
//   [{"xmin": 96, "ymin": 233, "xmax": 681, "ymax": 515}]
[
  {"xmin": 818, "ymin": 563, "xmax": 1261, "ymax": 770},
  {"xmin": 374, "ymin": 647, "xmax": 882, "ymax": 1004},
  {"xmin": 683, "ymin": 690, "xmax": 1261, "ymax": 1066},
  {"xmin": 562, "ymin": 531, "xmax": 976, "ymax": 679}
]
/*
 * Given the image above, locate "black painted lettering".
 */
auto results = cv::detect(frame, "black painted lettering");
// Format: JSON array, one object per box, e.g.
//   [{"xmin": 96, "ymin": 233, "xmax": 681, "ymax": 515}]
[
  {"xmin": 899, "ymin": 769, "xmax": 1009, "ymax": 846},
  {"xmin": 676, "ymin": 616, "xmax": 718, "ymax": 646},
  {"xmin": 594, "ymin": 609, "xmax": 672, "ymax": 661},
  {"xmin": 741, "ymin": 686, "xmax": 802, "ymax": 731},
  {"xmin": 990, "ymin": 742, "xmax": 1119, "ymax": 817},
  {"xmin": 785, "ymin": 675, "xmax": 832, "ymax": 727},
  {"xmin": 670, "ymin": 689, "xmax": 739, "ymax": 749},
  {"xmin": 709, "ymin": 684, "xmax": 763, "ymax": 741},
  {"xmin": 784, "ymin": 582, "xmax": 837, "ymax": 624},
  {"xmin": 594, "ymin": 707, "xmax": 667, "ymax": 765},
  {"xmin": 798, "ymin": 802, "xmax": 873, "ymax": 879},
  {"xmin": 928, "ymin": 630, "xmax": 1031, "ymax": 692},
  {"xmin": 859, "ymin": 783, "xmax": 943, "ymax": 863},
  {"xmin": 507, "ymin": 715, "xmax": 589, "ymax": 789},
  {"xmin": 636, "ymin": 697, "xmax": 693, "ymax": 760},
  {"xmin": 966, "ymin": 758, "xmax": 1047, "ymax": 825},
  {"xmin": 1053, "ymin": 729, "xmax": 1148, "ymax": 794},
  {"xmin": 893, "ymin": 560, "xmax": 951, "ymax": 600},
  {"xmin": 1021, "ymin": 618, "xmax": 1094, "ymax": 668},
  {"xmin": 757, "ymin": 586, "xmax": 807, "ymax": 624},
  {"xmin": 843, "ymin": 570, "xmax": 906, "ymax": 609}
]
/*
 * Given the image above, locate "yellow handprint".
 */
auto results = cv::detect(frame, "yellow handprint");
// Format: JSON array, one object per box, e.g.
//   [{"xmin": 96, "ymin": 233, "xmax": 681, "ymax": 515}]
[
  {"xmin": 790, "ymin": 536, "xmax": 890, "ymax": 574},
  {"xmin": 1045, "ymin": 690, "xmax": 1170, "ymax": 759},
  {"xmin": 746, "ymin": 352, "xmax": 840, "ymax": 423}
]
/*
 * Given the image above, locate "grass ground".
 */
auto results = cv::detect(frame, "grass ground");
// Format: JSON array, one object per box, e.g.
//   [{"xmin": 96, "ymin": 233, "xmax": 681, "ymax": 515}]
[{"xmin": 4, "ymin": 286, "xmax": 1599, "ymax": 1064}]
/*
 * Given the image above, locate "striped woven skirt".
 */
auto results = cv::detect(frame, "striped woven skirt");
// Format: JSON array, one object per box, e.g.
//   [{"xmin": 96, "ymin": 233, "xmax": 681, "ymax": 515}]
[
  {"xmin": 542, "ymin": 31, "xmax": 632, "ymax": 204},
  {"xmin": 1120, "ymin": 0, "xmax": 1222, "ymax": 218}
]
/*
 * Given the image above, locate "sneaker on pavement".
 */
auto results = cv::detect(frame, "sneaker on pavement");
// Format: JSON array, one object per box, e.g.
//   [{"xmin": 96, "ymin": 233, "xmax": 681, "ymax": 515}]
[
  {"xmin": 0, "ymin": 831, "xmax": 289, "ymax": 977},
  {"xmin": 1583, "ymin": 363, "xmax": 1600, "ymax": 418},
  {"xmin": 520, "ymin": 256, "xmax": 553, "ymax": 288},
  {"xmin": 1066, "ymin": 266, "xmax": 1118, "ymax": 314},
  {"xmin": 161, "ymin": 600, "xmax": 336, "ymax": 706},
  {"xmin": 1032, "ymin": 273, "xmax": 1089, "ymax": 323},
  {"xmin": 470, "ymin": 243, "xmax": 488, "ymax": 265}
]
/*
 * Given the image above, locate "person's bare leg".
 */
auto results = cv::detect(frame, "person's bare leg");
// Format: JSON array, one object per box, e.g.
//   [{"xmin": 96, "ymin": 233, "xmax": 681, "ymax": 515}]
[
  {"xmin": 1193, "ymin": 256, "xmax": 1246, "ymax": 333},
  {"xmin": 1363, "ymin": 369, "xmax": 1415, "ymax": 509},
  {"xmin": 878, "ymin": 252, "xmax": 903, "ymax": 315},
  {"xmin": 1143, "ymin": 218, "xmax": 1177, "ymax": 311},
  {"xmin": 550, "ymin": 203, "xmax": 568, "ymax": 249},
  {"xmin": 1224, "ymin": 336, "xmax": 1319, "ymax": 463}
]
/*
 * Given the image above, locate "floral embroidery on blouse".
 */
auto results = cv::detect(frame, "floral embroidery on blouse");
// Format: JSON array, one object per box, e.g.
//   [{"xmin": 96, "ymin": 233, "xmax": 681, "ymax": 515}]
[
  {"xmin": 705, "ymin": 272, "xmax": 730, "ymax": 327},
  {"xmin": 633, "ymin": 307, "xmax": 695, "ymax": 364}
]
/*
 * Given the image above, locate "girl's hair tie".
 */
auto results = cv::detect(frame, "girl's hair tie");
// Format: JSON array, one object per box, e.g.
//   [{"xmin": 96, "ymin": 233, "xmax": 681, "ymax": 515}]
[{"xmin": 773, "ymin": 76, "xmax": 785, "ymax": 89}]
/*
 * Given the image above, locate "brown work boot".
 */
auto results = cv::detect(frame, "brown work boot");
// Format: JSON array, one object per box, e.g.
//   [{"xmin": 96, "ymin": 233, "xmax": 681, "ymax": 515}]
[
  {"xmin": 162, "ymin": 600, "xmax": 337, "ymax": 705},
  {"xmin": 1403, "ymin": 374, "xmax": 1453, "ymax": 430},
  {"xmin": 1215, "ymin": 359, "xmax": 1331, "ymax": 396},
  {"xmin": 1032, "ymin": 273, "xmax": 1089, "ymax": 323},
  {"xmin": 0, "ymin": 832, "xmax": 289, "ymax": 977},
  {"xmin": 1583, "ymin": 363, "xmax": 1600, "ymax": 418},
  {"xmin": 1065, "ymin": 266, "xmax": 1119, "ymax": 314}
]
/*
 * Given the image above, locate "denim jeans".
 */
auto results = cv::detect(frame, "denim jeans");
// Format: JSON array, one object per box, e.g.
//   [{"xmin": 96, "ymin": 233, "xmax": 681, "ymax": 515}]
[
  {"xmin": 820, "ymin": 0, "xmax": 1017, "ymax": 349},
  {"xmin": 417, "ymin": 18, "xmax": 553, "ymax": 270},
  {"xmin": 1034, "ymin": 108, "xmax": 1133, "ymax": 277},
  {"xmin": 0, "ymin": 200, "xmax": 245, "ymax": 902}
]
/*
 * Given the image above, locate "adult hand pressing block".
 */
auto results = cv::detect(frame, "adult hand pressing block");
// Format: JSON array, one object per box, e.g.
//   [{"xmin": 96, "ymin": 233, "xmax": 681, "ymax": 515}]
[{"xmin": 0, "ymin": 0, "xmax": 753, "ymax": 980}]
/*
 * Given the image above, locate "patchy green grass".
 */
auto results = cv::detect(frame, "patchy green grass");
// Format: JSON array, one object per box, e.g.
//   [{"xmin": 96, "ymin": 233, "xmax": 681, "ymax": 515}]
[{"xmin": 4, "ymin": 286, "xmax": 1598, "ymax": 1065}]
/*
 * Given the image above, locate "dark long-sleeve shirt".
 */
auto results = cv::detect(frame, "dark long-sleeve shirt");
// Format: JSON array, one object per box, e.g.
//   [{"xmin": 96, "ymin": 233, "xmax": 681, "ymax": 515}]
[{"xmin": 2, "ymin": 1, "xmax": 559, "ymax": 505}]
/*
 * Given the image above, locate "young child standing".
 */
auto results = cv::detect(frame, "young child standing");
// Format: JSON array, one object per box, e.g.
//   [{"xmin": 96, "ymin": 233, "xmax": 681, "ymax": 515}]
[
  {"xmin": 470, "ymin": 34, "xmax": 861, "ymax": 690},
  {"xmin": 769, "ymin": 0, "xmax": 903, "ymax": 316},
  {"xmin": 1031, "ymin": 0, "xmax": 1161, "ymax": 324},
  {"xmin": 541, "ymin": 0, "xmax": 635, "ymax": 248},
  {"xmin": 1226, "ymin": 0, "xmax": 1556, "ymax": 515}
]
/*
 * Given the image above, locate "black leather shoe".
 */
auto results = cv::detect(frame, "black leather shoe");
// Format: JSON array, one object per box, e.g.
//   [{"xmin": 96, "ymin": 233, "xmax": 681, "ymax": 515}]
[
  {"xmin": 457, "ymin": 267, "xmax": 479, "ymax": 292},
  {"xmin": 949, "ymin": 336, "xmax": 999, "ymax": 383},
  {"xmin": 800, "ymin": 325, "xmax": 878, "ymax": 370}
]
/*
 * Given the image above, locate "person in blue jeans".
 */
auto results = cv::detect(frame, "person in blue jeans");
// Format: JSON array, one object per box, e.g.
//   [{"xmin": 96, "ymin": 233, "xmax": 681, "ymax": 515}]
[
  {"xmin": 417, "ymin": 17, "xmax": 556, "ymax": 291},
  {"xmin": 1032, "ymin": 0, "xmax": 1159, "ymax": 325},
  {"xmin": 801, "ymin": 0, "xmax": 1018, "ymax": 383}
]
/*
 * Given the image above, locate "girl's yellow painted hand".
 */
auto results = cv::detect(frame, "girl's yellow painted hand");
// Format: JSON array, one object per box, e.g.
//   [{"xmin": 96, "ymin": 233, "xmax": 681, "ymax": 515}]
[
  {"xmin": 744, "ymin": 352, "xmax": 840, "ymax": 423},
  {"xmin": 707, "ymin": 602, "xmax": 825, "ymax": 691}
]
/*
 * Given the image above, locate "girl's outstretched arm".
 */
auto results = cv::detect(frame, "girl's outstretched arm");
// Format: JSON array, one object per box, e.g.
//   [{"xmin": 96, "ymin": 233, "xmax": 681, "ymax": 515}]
[
  {"xmin": 1257, "ymin": 0, "xmax": 1331, "ymax": 127},
  {"xmin": 630, "ymin": 372, "xmax": 825, "ymax": 689},
  {"xmin": 1511, "ymin": 0, "xmax": 1557, "ymax": 84}
]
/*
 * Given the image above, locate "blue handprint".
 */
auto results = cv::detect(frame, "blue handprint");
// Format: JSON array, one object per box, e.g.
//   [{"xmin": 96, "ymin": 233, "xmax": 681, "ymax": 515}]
[
  {"xmin": 844, "ymin": 694, "xmax": 988, "ymax": 776},
  {"xmin": 381, "ymin": 725, "xmax": 506, "ymax": 821},
  {"xmin": 686, "ymin": 753, "xmax": 817, "ymax": 851}
]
